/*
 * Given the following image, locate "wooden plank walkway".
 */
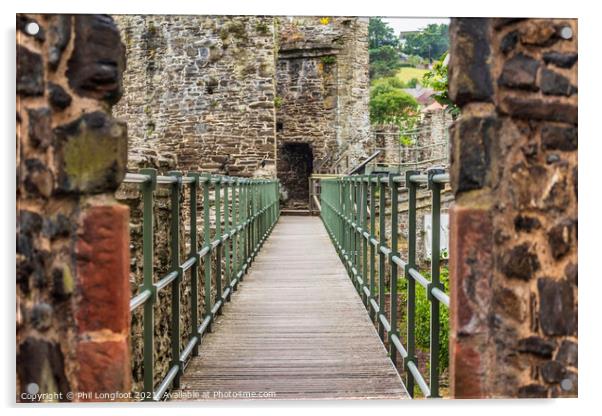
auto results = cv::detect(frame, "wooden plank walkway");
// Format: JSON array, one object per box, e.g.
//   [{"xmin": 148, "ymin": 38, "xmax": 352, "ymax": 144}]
[{"xmin": 173, "ymin": 216, "xmax": 409, "ymax": 400}]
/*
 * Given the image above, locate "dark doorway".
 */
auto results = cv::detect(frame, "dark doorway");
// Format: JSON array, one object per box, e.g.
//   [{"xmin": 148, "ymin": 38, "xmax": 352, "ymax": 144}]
[{"xmin": 278, "ymin": 143, "xmax": 313, "ymax": 210}]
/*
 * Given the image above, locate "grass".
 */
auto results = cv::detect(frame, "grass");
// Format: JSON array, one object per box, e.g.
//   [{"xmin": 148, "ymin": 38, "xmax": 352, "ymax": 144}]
[{"xmin": 395, "ymin": 67, "xmax": 428, "ymax": 84}]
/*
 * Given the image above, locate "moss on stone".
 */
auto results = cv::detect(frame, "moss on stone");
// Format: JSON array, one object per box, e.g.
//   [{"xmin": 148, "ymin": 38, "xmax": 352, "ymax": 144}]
[
  {"xmin": 321, "ymin": 55, "xmax": 336, "ymax": 65},
  {"xmin": 255, "ymin": 21, "xmax": 271, "ymax": 36}
]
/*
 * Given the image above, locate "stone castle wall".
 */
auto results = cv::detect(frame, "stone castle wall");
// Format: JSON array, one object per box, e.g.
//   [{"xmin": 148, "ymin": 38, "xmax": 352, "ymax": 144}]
[
  {"xmin": 114, "ymin": 15, "xmax": 370, "ymax": 209},
  {"xmin": 448, "ymin": 18, "xmax": 578, "ymax": 398},
  {"xmin": 275, "ymin": 17, "xmax": 370, "ymax": 206},
  {"xmin": 114, "ymin": 15, "xmax": 278, "ymax": 176},
  {"xmin": 17, "ymin": 14, "xmax": 130, "ymax": 401}
]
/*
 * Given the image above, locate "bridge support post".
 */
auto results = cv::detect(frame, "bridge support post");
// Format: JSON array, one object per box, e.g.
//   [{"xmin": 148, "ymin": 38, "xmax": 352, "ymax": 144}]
[
  {"xmin": 188, "ymin": 173, "xmax": 200, "ymax": 357},
  {"xmin": 202, "ymin": 174, "xmax": 213, "ymax": 334},
  {"xmin": 377, "ymin": 176, "xmax": 386, "ymax": 341},
  {"xmin": 388, "ymin": 174, "xmax": 400, "ymax": 367},
  {"xmin": 167, "ymin": 171, "xmax": 182, "ymax": 388},
  {"xmin": 404, "ymin": 170, "xmax": 419, "ymax": 398},
  {"xmin": 368, "ymin": 175, "xmax": 377, "ymax": 323}
]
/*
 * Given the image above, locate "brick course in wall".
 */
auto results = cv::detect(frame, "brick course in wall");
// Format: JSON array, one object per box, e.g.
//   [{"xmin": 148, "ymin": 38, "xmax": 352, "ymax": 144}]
[{"xmin": 448, "ymin": 17, "xmax": 578, "ymax": 398}]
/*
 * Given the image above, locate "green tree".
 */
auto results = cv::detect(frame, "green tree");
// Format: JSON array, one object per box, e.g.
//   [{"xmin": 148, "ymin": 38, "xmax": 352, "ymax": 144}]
[
  {"xmin": 369, "ymin": 45, "xmax": 402, "ymax": 79},
  {"xmin": 369, "ymin": 84, "xmax": 419, "ymax": 125},
  {"xmin": 402, "ymin": 23, "xmax": 449, "ymax": 62},
  {"xmin": 368, "ymin": 17, "xmax": 399, "ymax": 49}
]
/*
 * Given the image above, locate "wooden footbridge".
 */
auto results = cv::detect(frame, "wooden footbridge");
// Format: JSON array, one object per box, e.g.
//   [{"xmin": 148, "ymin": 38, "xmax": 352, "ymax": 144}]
[{"xmin": 124, "ymin": 169, "xmax": 450, "ymax": 401}]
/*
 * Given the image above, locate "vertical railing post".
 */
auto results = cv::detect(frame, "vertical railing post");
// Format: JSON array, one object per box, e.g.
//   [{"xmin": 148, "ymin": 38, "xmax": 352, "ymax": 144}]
[
  {"xmin": 224, "ymin": 177, "xmax": 231, "ymax": 301},
  {"xmin": 202, "ymin": 173, "xmax": 212, "ymax": 333},
  {"xmin": 242, "ymin": 180, "xmax": 248, "ymax": 278},
  {"xmin": 232, "ymin": 178, "xmax": 239, "ymax": 291},
  {"xmin": 140, "ymin": 168, "xmax": 156, "ymax": 399},
  {"xmin": 369, "ymin": 174, "xmax": 377, "ymax": 323},
  {"xmin": 339, "ymin": 179, "xmax": 344, "ymax": 254},
  {"xmin": 361, "ymin": 175, "xmax": 368, "ymax": 309},
  {"xmin": 354, "ymin": 177, "xmax": 362, "ymax": 299},
  {"xmin": 167, "ymin": 170, "xmax": 182, "ymax": 388},
  {"xmin": 351, "ymin": 177, "xmax": 357, "ymax": 292},
  {"xmin": 404, "ymin": 170, "xmax": 419, "ymax": 398},
  {"xmin": 248, "ymin": 181, "xmax": 253, "ymax": 260},
  {"xmin": 187, "ymin": 173, "xmax": 200, "ymax": 357},
  {"xmin": 215, "ymin": 177, "xmax": 223, "ymax": 313},
  {"xmin": 378, "ymin": 176, "xmax": 386, "ymax": 340},
  {"xmin": 427, "ymin": 168, "xmax": 444, "ymax": 398},
  {"xmin": 389, "ymin": 174, "xmax": 399, "ymax": 367}
]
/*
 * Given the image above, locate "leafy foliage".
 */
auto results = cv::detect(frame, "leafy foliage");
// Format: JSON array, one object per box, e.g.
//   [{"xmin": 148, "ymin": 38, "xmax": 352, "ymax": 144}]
[
  {"xmin": 415, "ymin": 266, "xmax": 449, "ymax": 371},
  {"xmin": 421, "ymin": 52, "xmax": 460, "ymax": 116},
  {"xmin": 398, "ymin": 263, "xmax": 450, "ymax": 378},
  {"xmin": 369, "ymin": 80, "xmax": 419, "ymax": 126},
  {"xmin": 401, "ymin": 23, "xmax": 449, "ymax": 62},
  {"xmin": 369, "ymin": 45, "xmax": 402, "ymax": 79}
]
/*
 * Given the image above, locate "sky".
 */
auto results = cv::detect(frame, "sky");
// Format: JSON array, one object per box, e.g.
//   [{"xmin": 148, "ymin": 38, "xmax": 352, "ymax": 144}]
[{"xmin": 381, "ymin": 17, "xmax": 450, "ymax": 35}]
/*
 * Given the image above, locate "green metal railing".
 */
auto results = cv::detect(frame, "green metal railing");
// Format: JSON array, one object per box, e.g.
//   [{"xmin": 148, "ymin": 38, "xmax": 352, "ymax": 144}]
[
  {"xmin": 125, "ymin": 169, "xmax": 279, "ymax": 400},
  {"xmin": 319, "ymin": 169, "xmax": 450, "ymax": 398}
]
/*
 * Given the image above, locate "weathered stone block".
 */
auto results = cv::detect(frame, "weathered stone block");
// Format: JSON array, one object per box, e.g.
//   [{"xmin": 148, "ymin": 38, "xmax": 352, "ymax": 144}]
[
  {"xmin": 448, "ymin": 18, "xmax": 493, "ymax": 106},
  {"xmin": 493, "ymin": 287, "xmax": 526, "ymax": 322},
  {"xmin": 555, "ymin": 340, "xmax": 578, "ymax": 367},
  {"xmin": 547, "ymin": 219, "xmax": 575, "ymax": 259},
  {"xmin": 75, "ymin": 205, "xmax": 130, "ymax": 334},
  {"xmin": 520, "ymin": 21, "xmax": 559, "ymax": 46},
  {"xmin": 498, "ymin": 53, "xmax": 540, "ymax": 91},
  {"xmin": 541, "ymin": 123, "xmax": 577, "ymax": 151},
  {"xmin": 76, "ymin": 339, "xmax": 131, "ymax": 398},
  {"xmin": 540, "ymin": 68, "xmax": 577, "ymax": 96},
  {"xmin": 450, "ymin": 115, "xmax": 496, "ymax": 194},
  {"xmin": 27, "ymin": 107, "xmax": 52, "ymax": 149},
  {"xmin": 543, "ymin": 52, "xmax": 578, "ymax": 68},
  {"xmin": 500, "ymin": 243, "xmax": 540, "ymax": 281},
  {"xmin": 23, "ymin": 158, "xmax": 54, "ymax": 198},
  {"xmin": 47, "ymin": 14, "xmax": 72, "ymax": 70},
  {"xmin": 17, "ymin": 45, "xmax": 44, "ymax": 96},
  {"xmin": 517, "ymin": 336, "xmax": 556, "ymax": 358},
  {"xmin": 48, "ymin": 82, "xmax": 72, "ymax": 111},
  {"xmin": 66, "ymin": 15, "xmax": 125, "ymax": 104},
  {"xmin": 541, "ymin": 360, "xmax": 567, "ymax": 383},
  {"xmin": 53, "ymin": 112, "xmax": 127, "ymax": 194},
  {"xmin": 500, "ymin": 95, "xmax": 577, "ymax": 124},
  {"xmin": 538, "ymin": 277, "xmax": 577, "ymax": 335}
]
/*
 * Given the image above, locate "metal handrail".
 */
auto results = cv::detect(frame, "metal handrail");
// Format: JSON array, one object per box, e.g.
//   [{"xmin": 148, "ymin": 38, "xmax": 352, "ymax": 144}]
[
  {"xmin": 318, "ymin": 168, "xmax": 449, "ymax": 398},
  {"xmin": 124, "ymin": 169, "xmax": 280, "ymax": 400}
]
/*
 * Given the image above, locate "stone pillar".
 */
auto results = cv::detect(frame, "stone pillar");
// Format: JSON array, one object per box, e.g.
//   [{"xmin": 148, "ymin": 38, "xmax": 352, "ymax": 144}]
[
  {"xmin": 17, "ymin": 14, "xmax": 130, "ymax": 401},
  {"xmin": 448, "ymin": 18, "xmax": 577, "ymax": 398}
]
